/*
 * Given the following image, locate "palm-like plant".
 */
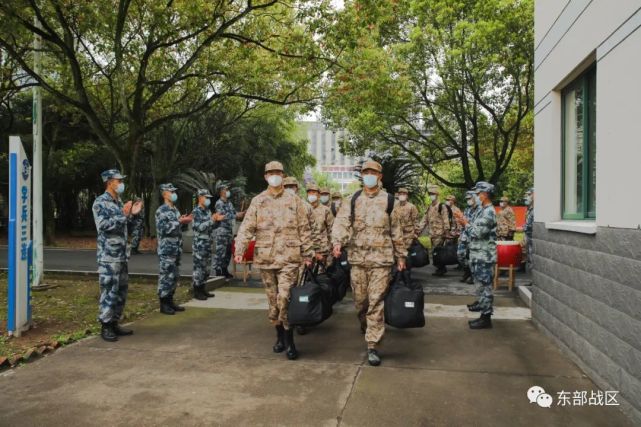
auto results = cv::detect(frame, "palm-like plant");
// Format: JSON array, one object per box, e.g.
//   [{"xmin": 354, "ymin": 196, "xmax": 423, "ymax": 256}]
[
  {"xmin": 354, "ymin": 154, "xmax": 424, "ymax": 203},
  {"xmin": 173, "ymin": 168, "xmax": 247, "ymax": 207}
]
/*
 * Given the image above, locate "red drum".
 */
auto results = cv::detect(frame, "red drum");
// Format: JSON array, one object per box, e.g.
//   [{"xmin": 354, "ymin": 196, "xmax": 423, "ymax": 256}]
[
  {"xmin": 496, "ymin": 241, "xmax": 522, "ymax": 267},
  {"xmin": 232, "ymin": 239, "xmax": 256, "ymax": 262}
]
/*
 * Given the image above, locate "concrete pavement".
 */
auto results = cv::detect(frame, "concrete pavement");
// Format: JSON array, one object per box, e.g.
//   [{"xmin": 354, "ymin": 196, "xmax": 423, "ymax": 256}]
[{"xmin": 0, "ymin": 288, "xmax": 632, "ymax": 426}]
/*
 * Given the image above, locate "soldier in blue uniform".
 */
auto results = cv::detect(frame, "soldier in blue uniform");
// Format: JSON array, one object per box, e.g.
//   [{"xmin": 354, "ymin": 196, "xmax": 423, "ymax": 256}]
[
  {"xmin": 212, "ymin": 184, "xmax": 245, "ymax": 278},
  {"xmin": 92, "ymin": 169, "xmax": 142, "ymax": 341},
  {"xmin": 156, "ymin": 183, "xmax": 193, "ymax": 315},
  {"xmin": 458, "ymin": 191, "xmax": 480, "ymax": 284},
  {"xmin": 454, "ymin": 181, "xmax": 497, "ymax": 329},
  {"xmin": 191, "ymin": 189, "xmax": 224, "ymax": 300},
  {"xmin": 130, "ymin": 197, "xmax": 145, "ymax": 254}
]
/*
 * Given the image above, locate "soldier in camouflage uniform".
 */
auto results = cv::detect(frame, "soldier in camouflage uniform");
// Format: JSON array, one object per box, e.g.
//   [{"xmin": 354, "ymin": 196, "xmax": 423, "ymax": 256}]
[
  {"xmin": 92, "ymin": 169, "xmax": 142, "ymax": 341},
  {"xmin": 497, "ymin": 196, "xmax": 516, "ymax": 241},
  {"xmin": 320, "ymin": 187, "xmax": 331, "ymax": 207},
  {"xmin": 445, "ymin": 195, "xmax": 463, "ymax": 239},
  {"xmin": 234, "ymin": 161, "xmax": 314, "ymax": 360},
  {"xmin": 307, "ymin": 183, "xmax": 334, "ymax": 263},
  {"xmin": 524, "ymin": 188, "xmax": 535, "ymax": 270},
  {"xmin": 212, "ymin": 184, "xmax": 245, "ymax": 278},
  {"xmin": 130, "ymin": 198, "xmax": 145, "ymax": 254},
  {"xmin": 332, "ymin": 160, "xmax": 406, "ymax": 367},
  {"xmin": 393, "ymin": 188, "xmax": 420, "ymax": 250},
  {"xmin": 454, "ymin": 181, "xmax": 497, "ymax": 329},
  {"xmin": 458, "ymin": 191, "xmax": 480, "ymax": 284},
  {"xmin": 418, "ymin": 185, "xmax": 453, "ymax": 276},
  {"xmin": 156, "ymin": 183, "xmax": 193, "ymax": 315},
  {"xmin": 330, "ymin": 191, "xmax": 343, "ymax": 217},
  {"xmin": 192, "ymin": 189, "xmax": 224, "ymax": 300}
]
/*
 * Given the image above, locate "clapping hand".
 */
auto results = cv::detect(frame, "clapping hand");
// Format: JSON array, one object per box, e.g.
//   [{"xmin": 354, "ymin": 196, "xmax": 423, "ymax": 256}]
[
  {"xmin": 179, "ymin": 214, "xmax": 193, "ymax": 224},
  {"xmin": 131, "ymin": 200, "xmax": 143, "ymax": 216},
  {"xmin": 212, "ymin": 212, "xmax": 225, "ymax": 222},
  {"xmin": 123, "ymin": 201, "xmax": 133, "ymax": 216}
]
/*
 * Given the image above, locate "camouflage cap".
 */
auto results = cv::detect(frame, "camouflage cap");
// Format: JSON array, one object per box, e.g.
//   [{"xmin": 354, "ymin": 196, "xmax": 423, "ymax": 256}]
[
  {"xmin": 264, "ymin": 161, "xmax": 284, "ymax": 173},
  {"xmin": 159, "ymin": 183, "xmax": 177, "ymax": 192},
  {"xmin": 446, "ymin": 194, "xmax": 456, "ymax": 201},
  {"xmin": 320, "ymin": 187, "xmax": 331, "ymax": 195},
  {"xmin": 216, "ymin": 183, "xmax": 229, "ymax": 192},
  {"xmin": 361, "ymin": 160, "xmax": 382, "ymax": 173},
  {"xmin": 397, "ymin": 187, "xmax": 409, "ymax": 194},
  {"xmin": 427, "ymin": 185, "xmax": 440, "ymax": 195},
  {"xmin": 306, "ymin": 183, "xmax": 320, "ymax": 192},
  {"xmin": 331, "ymin": 191, "xmax": 342, "ymax": 199},
  {"xmin": 283, "ymin": 177, "xmax": 299, "ymax": 187},
  {"xmin": 197, "ymin": 189, "xmax": 213, "ymax": 197},
  {"xmin": 473, "ymin": 181, "xmax": 495, "ymax": 195},
  {"xmin": 465, "ymin": 191, "xmax": 475, "ymax": 199},
  {"xmin": 100, "ymin": 169, "xmax": 126, "ymax": 183},
  {"xmin": 500, "ymin": 196, "xmax": 510, "ymax": 202}
]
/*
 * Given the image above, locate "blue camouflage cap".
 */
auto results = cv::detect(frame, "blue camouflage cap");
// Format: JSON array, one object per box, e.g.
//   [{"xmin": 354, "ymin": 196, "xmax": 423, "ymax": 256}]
[
  {"xmin": 473, "ymin": 181, "xmax": 495, "ymax": 195},
  {"xmin": 525, "ymin": 187, "xmax": 534, "ymax": 195},
  {"xmin": 100, "ymin": 169, "xmax": 126, "ymax": 183},
  {"xmin": 159, "ymin": 183, "xmax": 177, "ymax": 192},
  {"xmin": 197, "ymin": 189, "xmax": 213, "ymax": 197}
]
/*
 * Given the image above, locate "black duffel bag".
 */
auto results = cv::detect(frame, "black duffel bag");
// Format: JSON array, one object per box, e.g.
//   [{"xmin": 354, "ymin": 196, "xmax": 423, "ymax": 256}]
[
  {"xmin": 432, "ymin": 240, "xmax": 459, "ymax": 266},
  {"xmin": 288, "ymin": 267, "xmax": 333, "ymax": 327},
  {"xmin": 384, "ymin": 270, "xmax": 425, "ymax": 329},
  {"xmin": 314, "ymin": 262, "xmax": 337, "ymax": 307},
  {"xmin": 326, "ymin": 250, "xmax": 350, "ymax": 303},
  {"xmin": 407, "ymin": 239, "xmax": 429, "ymax": 268}
]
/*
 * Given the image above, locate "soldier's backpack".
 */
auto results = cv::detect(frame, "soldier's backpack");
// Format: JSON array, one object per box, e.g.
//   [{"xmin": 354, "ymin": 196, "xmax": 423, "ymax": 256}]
[
  {"xmin": 432, "ymin": 240, "xmax": 459, "ymax": 266},
  {"xmin": 384, "ymin": 270, "xmax": 426, "ymax": 329},
  {"xmin": 288, "ymin": 267, "xmax": 333, "ymax": 327},
  {"xmin": 438, "ymin": 202, "xmax": 454, "ymax": 230},
  {"xmin": 350, "ymin": 189, "xmax": 395, "ymax": 226},
  {"xmin": 407, "ymin": 239, "xmax": 430, "ymax": 268}
]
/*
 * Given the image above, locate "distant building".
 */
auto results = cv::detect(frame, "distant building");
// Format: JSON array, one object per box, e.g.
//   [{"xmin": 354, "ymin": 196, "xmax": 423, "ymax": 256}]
[
  {"xmin": 298, "ymin": 121, "xmax": 362, "ymax": 191},
  {"xmin": 534, "ymin": 2, "xmax": 641, "ymax": 423}
]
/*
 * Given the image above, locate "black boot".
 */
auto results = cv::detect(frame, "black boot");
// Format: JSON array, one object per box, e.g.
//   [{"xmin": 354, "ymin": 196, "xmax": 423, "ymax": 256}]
[
  {"xmin": 160, "ymin": 297, "xmax": 176, "ymax": 315},
  {"xmin": 296, "ymin": 326, "xmax": 307, "ymax": 335},
  {"xmin": 203, "ymin": 287, "xmax": 215, "ymax": 298},
  {"xmin": 111, "ymin": 321, "xmax": 133, "ymax": 336},
  {"xmin": 467, "ymin": 301, "xmax": 481, "ymax": 312},
  {"xmin": 192, "ymin": 286, "xmax": 208, "ymax": 301},
  {"xmin": 273, "ymin": 325, "xmax": 285, "ymax": 353},
  {"xmin": 100, "ymin": 321, "xmax": 118, "ymax": 342},
  {"xmin": 469, "ymin": 313, "xmax": 492, "ymax": 329},
  {"xmin": 367, "ymin": 349, "xmax": 381, "ymax": 366},
  {"xmin": 224, "ymin": 268, "xmax": 234, "ymax": 279},
  {"xmin": 460, "ymin": 267, "xmax": 471, "ymax": 283},
  {"xmin": 284, "ymin": 328, "xmax": 298, "ymax": 360},
  {"xmin": 432, "ymin": 266, "xmax": 447, "ymax": 276},
  {"xmin": 466, "ymin": 275, "xmax": 474, "ymax": 284},
  {"xmin": 214, "ymin": 268, "xmax": 224, "ymax": 277},
  {"xmin": 169, "ymin": 294, "xmax": 185, "ymax": 312}
]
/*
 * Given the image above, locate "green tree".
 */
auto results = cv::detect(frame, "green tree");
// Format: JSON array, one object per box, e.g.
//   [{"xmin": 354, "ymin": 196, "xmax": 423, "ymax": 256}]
[
  {"xmin": 322, "ymin": 0, "xmax": 534, "ymax": 189},
  {"xmin": 0, "ymin": 0, "xmax": 332, "ymax": 192}
]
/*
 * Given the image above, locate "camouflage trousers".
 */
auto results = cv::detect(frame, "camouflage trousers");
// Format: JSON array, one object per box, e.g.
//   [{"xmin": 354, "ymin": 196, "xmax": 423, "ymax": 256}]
[
  {"xmin": 192, "ymin": 238, "xmax": 211, "ymax": 288},
  {"xmin": 259, "ymin": 264, "xmax": 299, "ymax": 330},
  {"xmin": 212, "ymin": 232, "xmax": 233, "ymax": 271},
  {"xmin": 470, "ymin": 260, "xmax": 494, "ymax": 315},
  {"xmin": 457, "ymin": 237, "xmax": 470, "ymax": 268},
  {"xmin": 158, "ymin": 254, "xmax": 181, "ymax": 298},
  {"xmin": 131, "ymin": 224, "xmax": 143, "ymax": 250},
  {"xmin": 351, "ymin": 266, "xmax": 391, "ymax": 349},
  {"xmin": 98, "ymin": 261, "xmax": 129, "ymax": 323}
]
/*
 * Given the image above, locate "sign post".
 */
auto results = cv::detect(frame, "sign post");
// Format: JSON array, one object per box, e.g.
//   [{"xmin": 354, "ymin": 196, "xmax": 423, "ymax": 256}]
[{"xmin": 8, "ymin": 136, "xmax": 32, "ymax": 337}]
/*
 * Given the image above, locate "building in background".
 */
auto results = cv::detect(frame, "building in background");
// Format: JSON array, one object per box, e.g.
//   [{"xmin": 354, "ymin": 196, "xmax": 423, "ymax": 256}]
[
  {"xmin": 534, "ymin": 1, "xmax": 641, "ymax": 423},
  {"xmin": 298, "ymin": 120, "xmax": 362, "ymax": 192}
]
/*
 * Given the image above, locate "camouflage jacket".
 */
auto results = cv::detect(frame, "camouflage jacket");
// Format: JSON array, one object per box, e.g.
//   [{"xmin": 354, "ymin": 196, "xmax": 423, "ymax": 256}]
[
  {"xmin": 459, "ymin": 205, "xmax": 481, "ymax": 243},
  {"xmin": 214, "ymin": 198, "xmax": 236, "ymax": 236},
  {"xmin": 131, "ymin": 208, "xmax": 144, "ymax": 230},
  {"xmin": 192, "ymin": 205, "xmax": 216, "ymax": 241},
  {"xmin": 524, "ymin": 206, "xmax": 534, "ymax": 238},
  {"xmin": 496, "ymin": 206, "xmax": 516, "ymax": 238},
  {"xmin": 467, "ymin": 204, "xmax": 497, "ymax": 263},
  {"xmin": 155, "ymin": 203, "xmax": 183, "ymax": 256},
  {"xmin": 418, "ymin": 202, "xmax": 452, "ymax": 239},
  {"xmin": 92, "ymin": 192, "xmax": 133, "ymax": 263},
  {"xmin": 310, "ymin": 202, "xmax": 334, "ymax": 255},
  {"xmin": 331, "ymin": 189, "xmax": 406, "ymax": 267},
  {"xmin": 235, "ymin": 188, "xmax": 314, "ymax": 269},
  {"xmin": 393, "ymin": 201, "xmax": 420, "ymax": 248}
]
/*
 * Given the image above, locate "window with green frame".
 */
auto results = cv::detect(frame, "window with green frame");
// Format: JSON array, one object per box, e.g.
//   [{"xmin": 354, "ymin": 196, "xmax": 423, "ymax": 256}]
[{"xmin": 562, "ymin": 66, "xmax": 596, "ymax": 219}]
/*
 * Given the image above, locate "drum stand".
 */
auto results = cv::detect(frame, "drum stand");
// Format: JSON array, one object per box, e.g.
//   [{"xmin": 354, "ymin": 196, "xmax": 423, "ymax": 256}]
[{"xmin": 493, "ymin": 264, "xmax": 515, "ymax": 292}]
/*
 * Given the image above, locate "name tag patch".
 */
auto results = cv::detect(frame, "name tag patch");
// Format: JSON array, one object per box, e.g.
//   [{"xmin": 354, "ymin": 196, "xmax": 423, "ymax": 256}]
[
  {"xmin": 299, "ymin": 295, "xmax": 309, "ymax": 303},
  {"xmin": 404, "ymin": 301, "xmax": 415, "ymax": 308}
]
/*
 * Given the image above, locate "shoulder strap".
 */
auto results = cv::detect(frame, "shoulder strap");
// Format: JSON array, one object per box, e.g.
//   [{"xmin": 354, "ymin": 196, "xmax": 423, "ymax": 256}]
[
  {"xmin": 331, "ymin": 203, "xmax": 337, "ymax": 217},
  {"xmin": 386, "ymin": 193, "xmax": 395, "ymax": 216},
  {"xmin": 350, "ymin": 190, "xmax": 363, "ymax": 226}
]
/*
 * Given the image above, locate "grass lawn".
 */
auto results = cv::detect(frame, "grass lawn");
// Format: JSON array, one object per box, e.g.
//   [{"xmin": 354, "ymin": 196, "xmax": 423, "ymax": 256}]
[{"xmin": 0, "ymin": 272, "xmax": 192, "ymax": 361}]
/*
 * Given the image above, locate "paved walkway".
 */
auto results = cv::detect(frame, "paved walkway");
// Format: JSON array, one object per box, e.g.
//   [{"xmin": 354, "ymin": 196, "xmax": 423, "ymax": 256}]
[{"xmin": 0, "ymin": 288, "xmax": 632, "ymax": 426}]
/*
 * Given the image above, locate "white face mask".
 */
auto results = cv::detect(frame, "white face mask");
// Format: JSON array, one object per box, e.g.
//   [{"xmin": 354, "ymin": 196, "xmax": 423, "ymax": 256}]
[
  {"xmin": 398, "ymin": 195, "xmax": 407, "ymax": 202},
  {"xmin": 445, "ymin": 201, "xmax": 452, "ymax": 206},
  {"xmin": 115, "ymin": 182, "xmax": 125, "ymax": 194},
  {"xmin": 524, "ymin": 197, "xmax": 531, "ymax": 206},
  {"xmin": 320, "ymin": 195, "xmax": 329, "ymax": 204},
  {"xmin": 204, "ymin": 198, "xmax": 211, "ymax": 207},
  {"xmin": 285, "ymin": 188, "xmax": 296, "ymax": 196},
  {"xmin": 362, "ymin": 174, "xmax": 378, "ymax": 188},
  {"xmin": 430, "ymin": 194, "xmax": 437, "ymax": 202},
  {"xmin": 308, "ymin": 194, "xmax": 318, "ymax": 203},
  {"xmin": 500, "ymin": 202, "xmax": 507, "ymax": 208},
  {"xmin": 225, "ymin": 191, "xmax": 231, "ymax": 198},
  {"xmin": 267, "ymin": 175, "xmax": 283, "ymax": 187}
]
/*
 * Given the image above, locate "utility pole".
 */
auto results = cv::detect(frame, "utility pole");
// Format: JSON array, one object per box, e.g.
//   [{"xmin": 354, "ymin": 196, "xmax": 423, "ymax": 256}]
[{"xmin": 32, "ymin": 15, "xmax": 44, "ymax": 287}]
